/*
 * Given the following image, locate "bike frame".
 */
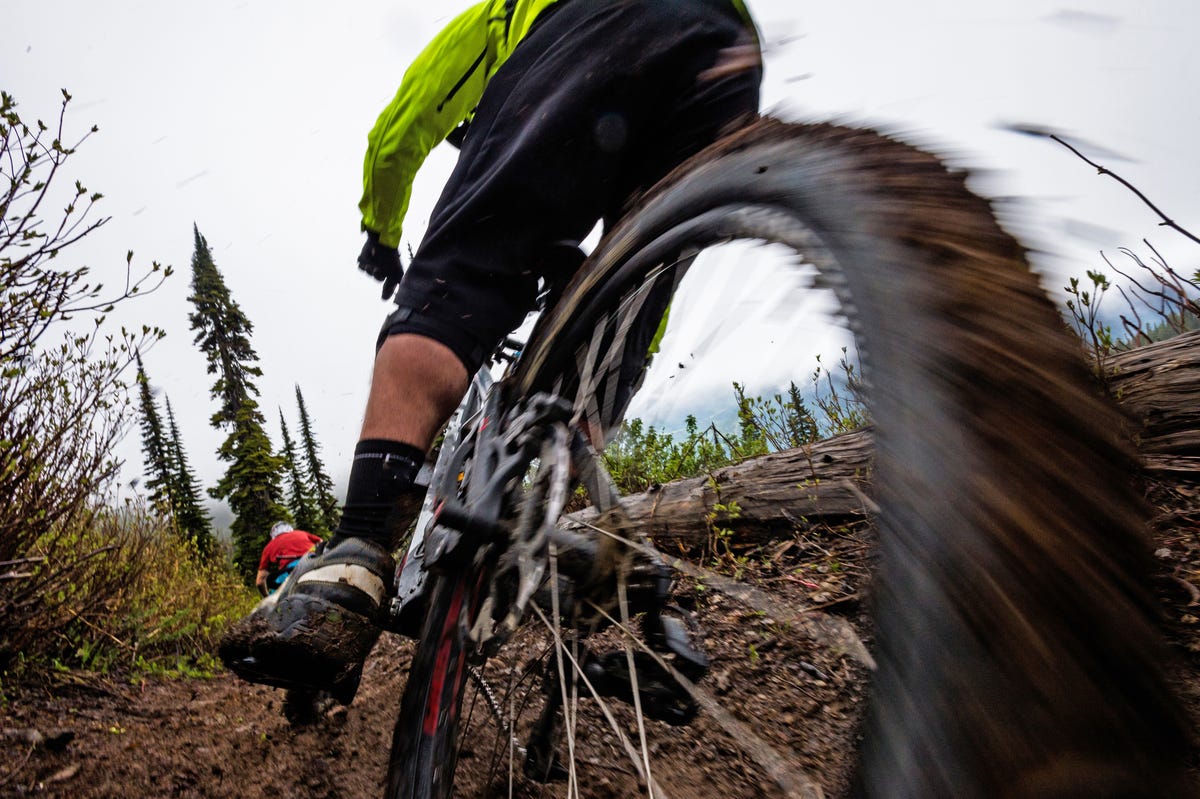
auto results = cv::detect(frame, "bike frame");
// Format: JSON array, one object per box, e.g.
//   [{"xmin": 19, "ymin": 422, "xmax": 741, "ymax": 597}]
[{"xmin": 391, "ymin": 358, "xmax": 500, "ymax": 624}]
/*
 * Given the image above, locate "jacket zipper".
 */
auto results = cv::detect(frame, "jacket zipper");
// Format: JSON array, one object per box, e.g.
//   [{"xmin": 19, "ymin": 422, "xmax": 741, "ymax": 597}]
[
  {"xmin": 441, "ymin": 0, "xmax": 521, "ymax": 112},
  {"xmin": 437, "ymin": 46, "xmax": 488, "ymax": 112}
]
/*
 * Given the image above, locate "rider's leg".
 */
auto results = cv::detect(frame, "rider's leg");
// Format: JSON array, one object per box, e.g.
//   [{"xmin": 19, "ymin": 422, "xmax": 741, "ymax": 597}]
[
  {"xmin": 327, "ymin": 334, "xmax": 466, "ymax": 553},
  {"xmin": 217, "ymin": 339, "xmax": 466, "ymax": 696},
  {"xmin": 359, "ymin": 334, "xmax": 468, "ymax": 450}
]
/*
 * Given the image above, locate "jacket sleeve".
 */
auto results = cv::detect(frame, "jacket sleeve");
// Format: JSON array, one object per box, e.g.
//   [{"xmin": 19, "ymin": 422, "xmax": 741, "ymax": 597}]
[
  {"xmin": 257, "ymin": 542, "xmax": 272, "ymax": 572},
  {"xmin": 360, "ymin": 1, "xmax": 497, "ymax": 249}
]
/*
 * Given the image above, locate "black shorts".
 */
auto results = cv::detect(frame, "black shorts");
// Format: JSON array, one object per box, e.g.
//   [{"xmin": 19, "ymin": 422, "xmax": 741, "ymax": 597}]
[{"xmin": 381, "ymin": 0, "xmax": 762, "ymax": 374}]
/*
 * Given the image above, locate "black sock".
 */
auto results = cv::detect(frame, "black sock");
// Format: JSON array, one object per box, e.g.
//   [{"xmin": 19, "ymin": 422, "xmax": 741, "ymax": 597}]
[{"xmin": 332, "ymin": 439, "xmax": 427, "ymax": 550}]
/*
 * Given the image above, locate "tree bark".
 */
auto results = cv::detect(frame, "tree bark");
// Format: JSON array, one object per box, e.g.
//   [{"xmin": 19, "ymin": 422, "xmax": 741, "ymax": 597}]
[
  {"xmin": 1106, "ymin": 330, "xmax": 1200, "ymax": 479},
  {"xmin": 562, "ymin": 331, "xmax": 1200, "ymax": 544},
  {"xmin": 563, "ymin": 429, "xmax": 875, "ymax": 546}
]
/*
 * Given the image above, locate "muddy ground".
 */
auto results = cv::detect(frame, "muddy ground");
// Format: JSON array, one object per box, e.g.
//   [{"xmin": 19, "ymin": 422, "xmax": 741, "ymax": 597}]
[{"xmin": 3, "ymin": 482, "xmax": 1199, "ymax": 799}]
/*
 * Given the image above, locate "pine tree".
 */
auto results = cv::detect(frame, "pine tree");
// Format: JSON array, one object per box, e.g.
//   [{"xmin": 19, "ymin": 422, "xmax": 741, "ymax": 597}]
[
  {"xmin": 164, "ymin": 396, "xmax": 216, "ymax": 555},
  {"xmin": 295, "ymin": 385, "xmax": 340, "ymax": 531},
  {"xmin": 135, "ymin": 354, "xmax": 173, "ymax": 511},
  {"xmin": 135, "ymin": 355, "xmax": 216, "ymax": 555},
  {"xmin": 187, "ymin": 225, "xmax": 288, "ymax": 577},
  {"xmin": 279, "ymin": 409, "xmax": 321, "ymax": 533}
]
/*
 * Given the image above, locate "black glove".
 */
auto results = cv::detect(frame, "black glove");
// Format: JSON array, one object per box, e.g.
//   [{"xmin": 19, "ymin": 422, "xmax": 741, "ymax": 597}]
[{"xmin": 357, "ymin": 230, "xmax": 403, "ymax": 301}]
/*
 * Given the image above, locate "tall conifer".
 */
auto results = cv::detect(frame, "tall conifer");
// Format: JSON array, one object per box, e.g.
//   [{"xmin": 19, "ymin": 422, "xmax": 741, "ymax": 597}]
[
  {"xmin": 164, "ymin": 396, "xmax": 215, "ymax": 554},
  {"xmin": 279, "ymin": 410, "xmax": 321, "ymax": 533},
  {"xmin": 135, "ymin": 354, "xmax": 172, "ymax": 511},
  {"xmin": 187, "ymin": 225, "xmax": 287, "ymax": 576},
  {"xmin": 295, "ymin": 385, "xmax": 340, "ymax": 530}
]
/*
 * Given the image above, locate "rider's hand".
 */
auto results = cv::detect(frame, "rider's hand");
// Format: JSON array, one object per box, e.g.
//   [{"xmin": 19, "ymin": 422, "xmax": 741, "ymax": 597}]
[{"xmin": 357, "ymin": 230, "xmax": 403, "ymax": 301}]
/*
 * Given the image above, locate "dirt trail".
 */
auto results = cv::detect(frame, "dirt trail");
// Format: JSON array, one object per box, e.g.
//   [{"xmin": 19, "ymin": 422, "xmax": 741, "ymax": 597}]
[
  {"xmin": 4, "ymin": 508, "xmax": 1199, "ymax": 799},
  {"xmin": 1, "ymin": 599, "xmax": 865, "ymax": 799},
  {"xmin": 1, "ymin": 645, "xmax": 407, "ymax": 799},
  {"xmin": 2, "ymin": 526, "xmax": 874, "ymax": 799}
]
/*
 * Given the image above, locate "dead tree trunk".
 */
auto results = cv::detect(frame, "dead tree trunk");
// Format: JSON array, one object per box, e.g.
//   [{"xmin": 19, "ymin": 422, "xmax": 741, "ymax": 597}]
[
  {"xmin": 564, "ymin": 429, "xmax": 875, "ymax": 546},
  {"xmin": 1106, "ymin": 330, "xmax": 1200, "ymax": 479},
  {"xmin": 562, "ymin": 331, "xmax": 1200, "ymax": 545}
]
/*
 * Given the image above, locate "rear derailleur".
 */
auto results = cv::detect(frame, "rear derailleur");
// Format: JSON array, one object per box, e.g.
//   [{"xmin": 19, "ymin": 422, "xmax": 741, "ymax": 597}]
[{"xmin": 523, "ymin": 597, "xmax": 709, "ymax": 783}]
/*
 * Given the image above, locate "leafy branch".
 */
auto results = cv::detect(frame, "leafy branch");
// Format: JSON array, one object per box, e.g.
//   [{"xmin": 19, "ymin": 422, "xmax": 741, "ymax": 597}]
[{"xmin": 1, "ymin": 90, "xmax": 172, "ymax": 366}]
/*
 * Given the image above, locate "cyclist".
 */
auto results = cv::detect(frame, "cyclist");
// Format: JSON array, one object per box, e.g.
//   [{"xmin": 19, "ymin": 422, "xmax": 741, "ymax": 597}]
[
  {"xmin": 220, "ymin": 0, "xmax": 762, "ymax": 697},
  {"xmin": 254, "ymin": 522, "xmax": 323, "ymax": 597}
]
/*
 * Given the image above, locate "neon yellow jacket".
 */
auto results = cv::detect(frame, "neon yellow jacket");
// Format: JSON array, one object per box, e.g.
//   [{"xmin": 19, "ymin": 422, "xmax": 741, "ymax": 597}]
[{"xmin": 360, "ymin": 0, "xmax": 756, "ymax": 249}]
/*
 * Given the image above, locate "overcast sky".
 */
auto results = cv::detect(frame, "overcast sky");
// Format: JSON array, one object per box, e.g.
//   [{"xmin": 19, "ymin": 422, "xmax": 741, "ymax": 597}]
[{"xmin": 4, "ymin": 0, "xmax": 1197, "ymax": 512}]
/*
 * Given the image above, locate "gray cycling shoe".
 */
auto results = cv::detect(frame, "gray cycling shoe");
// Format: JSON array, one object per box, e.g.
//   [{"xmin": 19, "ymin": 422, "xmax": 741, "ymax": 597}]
[{"xmin": 218, "ymin": 536, "xmax": 394, "ymax": 701}]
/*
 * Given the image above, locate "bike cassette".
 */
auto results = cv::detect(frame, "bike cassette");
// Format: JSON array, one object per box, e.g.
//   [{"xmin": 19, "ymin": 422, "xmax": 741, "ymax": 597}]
[{"xmin": 582, "ymin": 645, "xmax": 703, "ymax": 726}]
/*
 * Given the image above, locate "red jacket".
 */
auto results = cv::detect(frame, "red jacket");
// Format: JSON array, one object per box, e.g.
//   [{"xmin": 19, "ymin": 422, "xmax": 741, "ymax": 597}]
[{"xmin": 258, "ymin": 530, "xmax": 322, "ymax": 575}]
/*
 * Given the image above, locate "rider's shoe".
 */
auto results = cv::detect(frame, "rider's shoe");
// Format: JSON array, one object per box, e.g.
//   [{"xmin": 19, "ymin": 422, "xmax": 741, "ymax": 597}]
[{"xmin": 218, "ymin": 536, "xmax": 394, "ymax": 699}]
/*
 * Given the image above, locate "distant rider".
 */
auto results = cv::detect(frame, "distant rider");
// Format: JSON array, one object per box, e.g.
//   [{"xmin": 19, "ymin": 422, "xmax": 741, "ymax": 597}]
[{"xmin": 254, "ymin": 522, "xmax": 322, "ymax": 597}]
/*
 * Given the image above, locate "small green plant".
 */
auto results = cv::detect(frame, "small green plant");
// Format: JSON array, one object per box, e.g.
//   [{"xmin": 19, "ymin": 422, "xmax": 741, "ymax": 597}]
[
  {"xmin": 1064, "ymin": 269, "xmax": 1116, "ymax": 377},
  {"xmin": 603, "ymin": 351, "xmax": 869, "ymax": 495},
  {"xmin": 1062, "ymin": 250, "xmax": 1200, "ymax": 388},
  {"xmin": 704, "ymin": 478, "xmax": 748, "ymax": 576},
  {"xmin": 810, "ymin": 349, "xmax": 869, "ymax": 436},
  {"xmin": 131, "ymin": 651, "xmax": 224, "ymax": 681}
]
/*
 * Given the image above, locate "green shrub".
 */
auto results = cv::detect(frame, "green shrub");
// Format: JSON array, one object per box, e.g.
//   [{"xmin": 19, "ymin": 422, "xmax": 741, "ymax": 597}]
[
  {"xmin": 604, "ymin": 357, "xmax": 869, "ymax": 495},
  {"xmin": 603, "ymin": 415, "xmax": 738, "ymax": 494},
  {"xmin": 1, "ymin": 90, "xmax": 168, "ymax": 672},
  {"xmin": 4, "ymin": 502, "xmax": 256, "ymax": 680}
]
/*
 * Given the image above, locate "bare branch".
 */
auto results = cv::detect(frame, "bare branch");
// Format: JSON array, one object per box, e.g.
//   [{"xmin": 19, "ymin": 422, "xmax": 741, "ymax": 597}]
[{"xmin": 1049, "ymin": 134, "xmax": 1200, "ymax": 246}]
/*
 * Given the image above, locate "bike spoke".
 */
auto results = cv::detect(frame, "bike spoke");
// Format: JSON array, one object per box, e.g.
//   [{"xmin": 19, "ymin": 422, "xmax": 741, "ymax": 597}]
[
  {"xmin": 616, "ymin": 562, "xmax": 656, "ymax": 799},
  {"xmin": 585, "ymin": 600, "xmax": 826, "ymax": 799},
  {"xmin": 530, "ymin": 602, "xmax": 670, "ymax": 799},
  {"xmin": 572, "ymin": 516, "xmax": 875, "ymax": 669},
  {"xmin": 545, "ymin": 547, "xmax": 580, "ymax": 797}
]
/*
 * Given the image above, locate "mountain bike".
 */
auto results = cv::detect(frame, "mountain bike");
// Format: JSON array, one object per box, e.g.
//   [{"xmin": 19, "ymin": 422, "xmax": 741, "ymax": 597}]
[{"xmin": 379, "ymin": 117, "xmax": 1194, "ymax": 798}]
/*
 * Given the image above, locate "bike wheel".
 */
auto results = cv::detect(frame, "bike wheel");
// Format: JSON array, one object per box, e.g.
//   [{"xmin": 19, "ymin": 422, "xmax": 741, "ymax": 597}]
[
  {"xmin": 507, "ymin": 118, "xmax": 1194, "ymax": 797},
  {"xmin": 385, "ymin": 565, "xmax": 486, "ymax": 799},
  {"xmin": 385, "ymin": 389, "xmax": 575, "ymax": 799}
]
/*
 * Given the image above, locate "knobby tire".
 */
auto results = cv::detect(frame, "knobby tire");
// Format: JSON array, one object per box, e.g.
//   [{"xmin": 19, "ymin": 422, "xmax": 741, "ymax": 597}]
[
  {"xmin": 385, "ymin": 118, "xmax": 1195, "ymax": 798},
  {"xmin": 385, "ymin": 567, "xmax": 486, "ymax": 799}
]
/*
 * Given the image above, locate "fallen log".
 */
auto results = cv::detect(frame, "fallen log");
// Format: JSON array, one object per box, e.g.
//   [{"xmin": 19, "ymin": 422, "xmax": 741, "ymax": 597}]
[
  {"xmin": 563, "ymin": 429, "xmax": 874, "ymax": 546},
  {"xmin": 1107, "ymin": 330, "xmax": 1200, "ymax": 478},
  {"xmin": 562, "ymin": 331, "xmax": 1200, "ymax": 545}
]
